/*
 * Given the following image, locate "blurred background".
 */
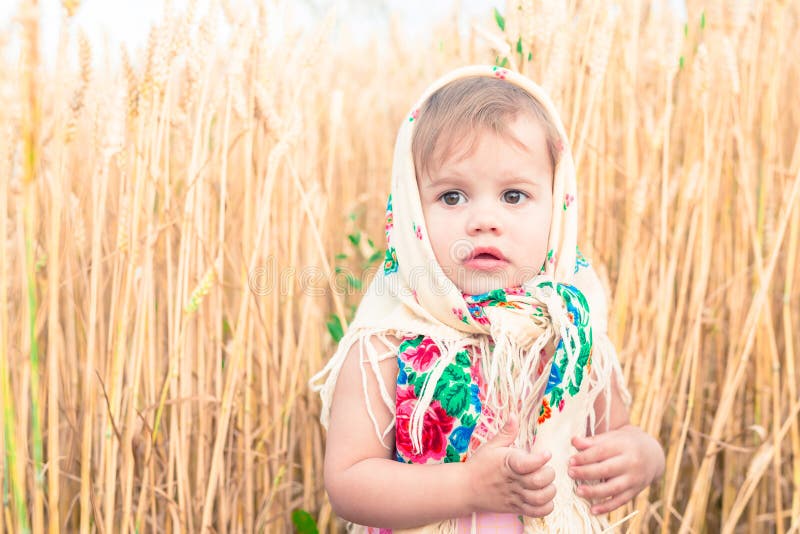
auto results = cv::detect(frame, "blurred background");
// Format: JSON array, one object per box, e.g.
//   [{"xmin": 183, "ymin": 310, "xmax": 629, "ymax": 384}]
[{"xmin": 1, "ymin": 0, "xmax": 798, "ymax": 532}]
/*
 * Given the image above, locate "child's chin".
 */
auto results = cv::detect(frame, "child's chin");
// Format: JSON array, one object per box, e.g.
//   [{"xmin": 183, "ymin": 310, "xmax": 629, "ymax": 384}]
[{"xmin": 455, "ymin": 274, "xmax": 513, "ymax": 296}]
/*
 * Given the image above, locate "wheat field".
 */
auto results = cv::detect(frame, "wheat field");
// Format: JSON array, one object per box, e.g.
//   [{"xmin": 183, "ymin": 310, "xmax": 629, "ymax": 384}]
[{"xmin": 1, "ymin": 0, "xmax": 799, "ymax": 532}]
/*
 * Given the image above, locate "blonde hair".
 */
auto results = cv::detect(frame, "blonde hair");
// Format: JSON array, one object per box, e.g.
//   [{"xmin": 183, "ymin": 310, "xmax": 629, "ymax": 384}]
[{"xmin": 411, "ymin": 76, "xmax": 560, "ymax": 181}]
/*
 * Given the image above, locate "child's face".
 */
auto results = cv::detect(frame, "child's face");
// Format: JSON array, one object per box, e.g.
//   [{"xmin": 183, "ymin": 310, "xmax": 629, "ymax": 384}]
[{"xmin": 418, "ymin": 114, "xmax": 554, "ymax": 295}]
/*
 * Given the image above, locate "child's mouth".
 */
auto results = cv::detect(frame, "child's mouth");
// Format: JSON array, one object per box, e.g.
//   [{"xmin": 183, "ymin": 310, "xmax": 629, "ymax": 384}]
[{"xmin": 464, "ymin": 247, "xmax": 508, "ymax": 271}]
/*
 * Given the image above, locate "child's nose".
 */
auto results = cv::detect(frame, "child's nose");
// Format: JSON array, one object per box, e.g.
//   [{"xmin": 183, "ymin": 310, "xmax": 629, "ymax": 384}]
[{"xmin": 466, "ymin": 207, "xmax": 501, "ymax": 235}]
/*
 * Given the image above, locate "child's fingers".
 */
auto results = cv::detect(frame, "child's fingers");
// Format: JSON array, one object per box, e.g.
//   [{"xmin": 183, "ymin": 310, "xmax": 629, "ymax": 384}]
[
  {"xmin": 575, "ymin": 474, "xmax": 629, "ymax": 501},
  {"xmin": 518, "ymin": 464, "xmax": 555, "ymax": 490},
  {"xmin": 507, "ymin": 449, "xmax": 551, "ymax": 475},
  {"xmin": 589, "ymin": 488, "xmax": 637, "ymax": 515},
  {"xmin": 518, "ymin": 500, "xmax": 555, "ymax": 519},
  {"xmin": 515, "ymin": 482, "xmax": 556, "ymax": 508},
  {"xmin": 568, "ymin": 455, "xmax": 625, "ymax": 482},
  {"xmin": 569, "ymin": 442, "xmax": 617, "ymax": 467},
  {"xmin": 570, "ymin": 435, "xmax": 594, "ymax": 450},
  {"xmin": 571, "ymin": 432, "xmax": 619, "ymax": 450}
]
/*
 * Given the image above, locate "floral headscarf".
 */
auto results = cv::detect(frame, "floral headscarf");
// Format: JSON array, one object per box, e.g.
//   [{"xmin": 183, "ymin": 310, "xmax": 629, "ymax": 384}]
[{"xmin": 311, "ymin": 65, "xmax": 629, "ymax": 533}]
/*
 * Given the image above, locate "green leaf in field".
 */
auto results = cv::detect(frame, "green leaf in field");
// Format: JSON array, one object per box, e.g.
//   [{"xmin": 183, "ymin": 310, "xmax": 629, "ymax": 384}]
[
  {"xmin": 346, "ymin": 273, "xmax": 362, "ymax": 290},
  {"xmin": 222, "ymin": 318, "xmax": 232, "ymax": 337},
  {"xmin": 499, "ymin": 57, "xmax": 509, "ymax": 68},
  {"xmin": 493, "ymin": 7, "xmax": 505, "ymax": 32},
  {"xmin": 335, "ymin": 253, "xmax": 347, "ymax": 260},
  {"xmin": 700, "ymin": 11, "xmax": 705, "ymax": 29},
  {"xmin": 291, "ymin": 509, "xmax": 319, "ymax": 534},
  {"xmin": 527, "ymin": 51, "xmax": 533, "ymax": 61},
  {"xmin": 367, "ymin": 249, "xmax": 384, "ymax": 265},
  {"xmin": 348, "ymin": 232, "xmax": 361, "ymax": 246},
  {"xmin": 327, "ymin": 314, "xmax": 344, "ymax": 342},
  {"xmin": 516, "ymin": 37, "xmax": 523, "ymax": 54},
  {"xmin": 348, "ymin": 211, "xmax": 357, "ymax": 221},
  {"xmin": 683, "ymin": 23, "xmax": 688, "ymax": 36},
  {"xmin": 367, "ymin": 238, "xmax": 375, "ymax": 248}
]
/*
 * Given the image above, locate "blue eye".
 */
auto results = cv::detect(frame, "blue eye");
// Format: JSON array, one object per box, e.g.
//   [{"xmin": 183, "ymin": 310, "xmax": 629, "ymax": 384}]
[
  {"xmin": 440, "ymin": 191, "xmax": 466, "ymax": 206},
  {"xmin": 502, "ymin": 190, "xmax": 528, "ymax": 204}
]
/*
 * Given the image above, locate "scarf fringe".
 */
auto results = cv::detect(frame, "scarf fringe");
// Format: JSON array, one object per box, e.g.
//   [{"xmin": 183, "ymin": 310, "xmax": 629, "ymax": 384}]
[
  {"xmin": 474, "ymin": 280, "xmax": 583, "ymax": 451},
  {"xmin": 309, "ymin": 326, "xmax": 400, "ymax": 444},
  {"xmin": 582, "ymin": 333, "xmax": 631, "ymax": 435}
]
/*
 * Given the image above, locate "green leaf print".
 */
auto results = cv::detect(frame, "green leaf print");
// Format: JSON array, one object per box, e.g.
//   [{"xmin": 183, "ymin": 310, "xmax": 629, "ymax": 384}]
[
  {"xmin": 549, "ymin": 386, "xmax": 563, "ymax": 409},
  {"xmin": 433, "ymin": 365, "xmax": 470, "ymax": 399},
  {"xmin": 488, "ymin": 288, "xmax": 507, "ymax": 302},
  {"xmin": 440, "ymin": 364, "xmax": 469, "ymax": 384},
  {"xmin": 406, "ymin": 370, "xmax": 417, "ymax": 384},
  {"xmin": 555, "ymin": 350, "xmax": 568, "ymax": 376},
  {"xmin": 567, "ymin": 380, "xmax": 581, "ymax": 396},
  {"xmin": 412, "ymin": 372, "xmax": 429, "ymax": 397},
  {"xmin": 455, "ymin": 350, "xmax": 470, "ymax": 368},
  {"xmin": 440, "ymin": 383, "xmax": 470, "ymax": 417},
  {"xmin": 460, "ymin": 413, "xmax": 477, "ymax": 427},
  {"xmin": 445, "ymin": 444, "xmax": 462, "ymax": 463},
  {"xmin": 573, "ymin": 365, "xmax": 584, "ymax": 386}
]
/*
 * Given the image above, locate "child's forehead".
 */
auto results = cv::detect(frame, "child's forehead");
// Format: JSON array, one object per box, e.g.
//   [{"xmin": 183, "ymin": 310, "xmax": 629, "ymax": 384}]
[
  {"xmin": 421, "ymin": 115, "xmax": 546, "ymax": 175},
  {"xmin": 411, "ymin": 77, "xmax": 561, "ymax": 184}
]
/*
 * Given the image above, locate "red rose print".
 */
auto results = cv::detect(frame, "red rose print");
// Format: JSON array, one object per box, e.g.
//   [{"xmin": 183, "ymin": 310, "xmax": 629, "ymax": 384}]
[
  {"xmin": 395, "ymin": 385, "xmax": 454, "ymax": 463},
  {"xmin": 402, "ymin": 337, "xmax": 441, "ymax": 372}
]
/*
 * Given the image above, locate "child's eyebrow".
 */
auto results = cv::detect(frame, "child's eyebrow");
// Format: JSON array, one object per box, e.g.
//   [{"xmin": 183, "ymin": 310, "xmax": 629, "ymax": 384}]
[
  {"xmin": 419, "ymin": 174, "xmax": 465, "ymax": 189},
  {"xmin": 498, "ymin": 175, "xmax": 549, "ymax": 187},
  {"xmin": 423, "ymin": 172, "xmax": 549, "ymax": 185}
]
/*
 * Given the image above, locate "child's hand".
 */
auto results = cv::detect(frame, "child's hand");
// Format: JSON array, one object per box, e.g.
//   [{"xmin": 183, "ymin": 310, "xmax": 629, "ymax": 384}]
[
  {"xmin": 465, "ymin": 414, "xmax": 556, "ymax": 518},
  {"xmin": 568, "ymin": 425, "xmax": 665, "ymax": 514}
]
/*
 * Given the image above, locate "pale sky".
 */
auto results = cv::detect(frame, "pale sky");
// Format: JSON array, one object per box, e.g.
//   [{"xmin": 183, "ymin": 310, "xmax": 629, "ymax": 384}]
[
  {"xmin": 0, "ymin": 0, "xmax": 507, "ymax": 68},
  {"xmin": 1, "ymin": 1, "xmax": 687, "ymax": 69}
]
